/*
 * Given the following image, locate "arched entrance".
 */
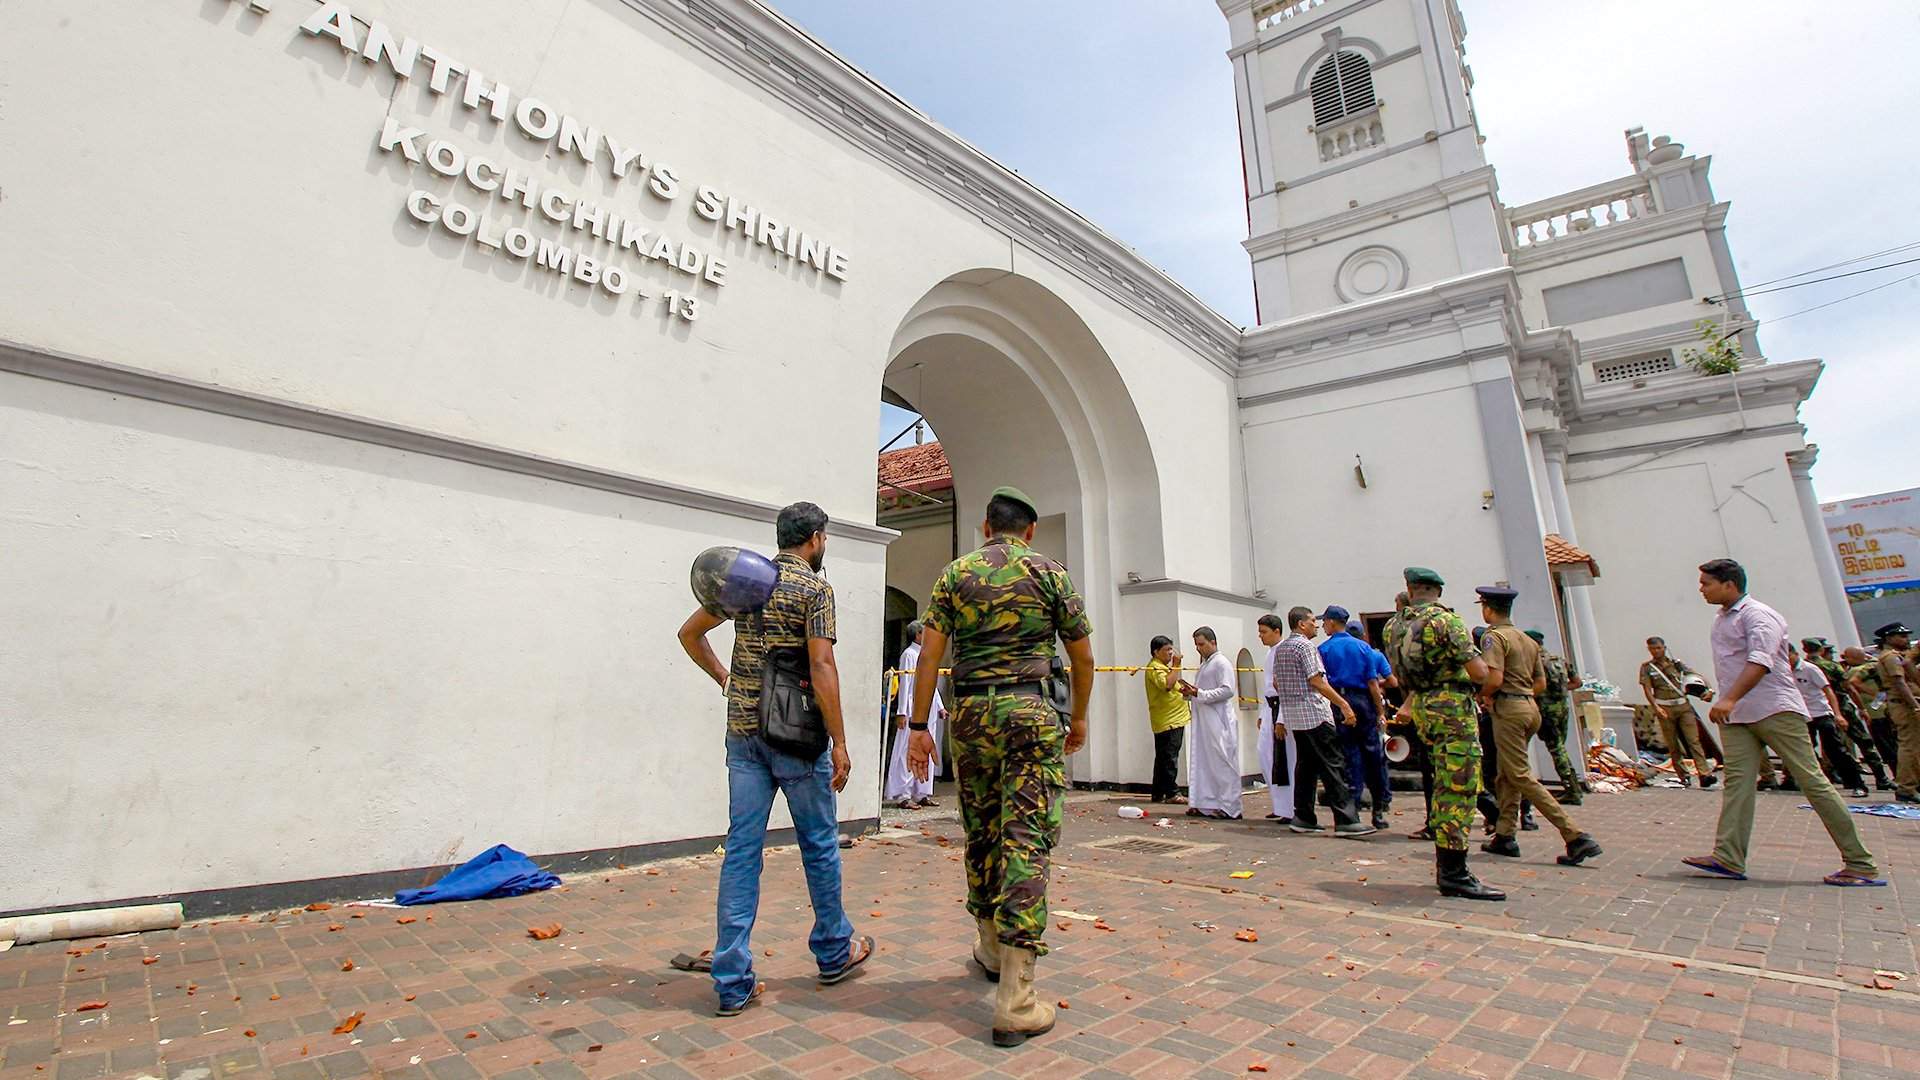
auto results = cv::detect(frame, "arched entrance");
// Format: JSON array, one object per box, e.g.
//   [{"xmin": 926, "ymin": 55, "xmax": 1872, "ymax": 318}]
[{"xmin": 877, "ymin": 270, "xmax": 1164, "ymax": 784}]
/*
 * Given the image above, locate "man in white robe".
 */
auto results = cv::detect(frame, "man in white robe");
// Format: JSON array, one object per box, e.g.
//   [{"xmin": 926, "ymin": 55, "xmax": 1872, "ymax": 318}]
[
  {"xmin": 1186, "ymin": 627, "xmax": 1243, "ymax": 819},
  {"xmin": 1259, "ymin": 614, "xmax": 1297, "ymax": 822},
  {"xmin": 885, "ymin": 621, "xmax": 943, "ymax": 808}
]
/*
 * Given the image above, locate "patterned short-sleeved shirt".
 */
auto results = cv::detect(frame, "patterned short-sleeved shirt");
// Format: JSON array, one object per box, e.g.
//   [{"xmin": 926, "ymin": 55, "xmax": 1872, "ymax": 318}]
[
  {"xmin": 725, "ymin": 553, "xmax": 836, "ymax": 736},
  {"xmin": 1272, "ymin": 634, "xmax": 1334, "ymax": 731},
  {"xmin": 923, "ymin": 535, "xmax": 1090, "ymax": 687}
]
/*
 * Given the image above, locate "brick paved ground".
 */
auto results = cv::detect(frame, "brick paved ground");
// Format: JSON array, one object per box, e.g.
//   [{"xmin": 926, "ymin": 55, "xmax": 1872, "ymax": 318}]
[{"xmin": 4, "ymin": 785, "xmax": 1918, "ymax": 1079}]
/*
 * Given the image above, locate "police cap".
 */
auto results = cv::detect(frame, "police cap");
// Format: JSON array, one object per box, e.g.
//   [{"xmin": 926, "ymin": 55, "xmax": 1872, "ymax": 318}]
[
  {"xmin": 1403, "ymin": 567, "xmax": 1445, "ymax": 587},
  {"xmin": 1524, "ymin": 629, "xmax": 1545, "ymax": 643},
  {"xmin": 989, "ymin": 485, "xmax": 1039, "ymax": 519},
  {"xmin": 1474, "ymin": 585, "xmax": 1520, "ymax": 603},
  {"xmin": 1875, "ymin": 622, "xmax": 1913, "ymax": 641}
]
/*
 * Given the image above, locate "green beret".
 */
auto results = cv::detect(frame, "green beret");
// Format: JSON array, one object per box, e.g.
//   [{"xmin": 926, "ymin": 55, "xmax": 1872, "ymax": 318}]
[
  {"xmin": 989, "ymin": 485, "xmax": 1038, "ymax": 518},
  {"xmin": 1524, "ymin": 629, "xmax": 1545, "ymax": 643},
  {"xmin": 1403, "ymin": 567, "xmax": 1444, "ymax": 587}
]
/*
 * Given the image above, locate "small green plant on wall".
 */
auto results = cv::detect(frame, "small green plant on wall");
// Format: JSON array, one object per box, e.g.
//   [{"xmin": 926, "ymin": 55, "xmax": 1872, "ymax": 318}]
[{"xmin": 1681, "ymin": 320, "xmax": 1743, "ymax": 375}]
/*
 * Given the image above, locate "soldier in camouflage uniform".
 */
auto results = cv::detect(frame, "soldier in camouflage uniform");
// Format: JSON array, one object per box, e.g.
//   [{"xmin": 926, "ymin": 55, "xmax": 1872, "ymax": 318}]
[
  {"xmin": 1385, "ymin": 568, "xmax": 1504, "ymax": 901},
  {"xmin": 1806, "ymin": 638, "xmax": 1890, "ymax": 790},
  {"xmin": 1382, "ymin": 592, "xmax": 1437, "ymax": 839},
  {"xmin": 1526, "ymin": 629, "xmax": 1584, "ymax": 804},
  {"xmin": 907, "ymin": 486, "xmax": 1093, "ymax": 1048}
]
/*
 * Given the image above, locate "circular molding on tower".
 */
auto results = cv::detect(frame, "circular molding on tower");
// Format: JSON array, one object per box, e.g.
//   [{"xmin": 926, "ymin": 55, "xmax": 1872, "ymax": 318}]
[{"xmin": 1334, "ymin": 245, "xmax": 1409, "ymax": 304}]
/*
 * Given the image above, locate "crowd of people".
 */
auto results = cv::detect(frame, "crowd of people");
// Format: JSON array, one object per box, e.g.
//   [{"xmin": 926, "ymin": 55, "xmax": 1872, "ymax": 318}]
[
  {"xmin": 679, "ymin": 488, "xmax": 1902, "ymax": 1042},
  {"xmin": 1134, "ymin": 559, "xmax": 1913, "ymax": 895}
]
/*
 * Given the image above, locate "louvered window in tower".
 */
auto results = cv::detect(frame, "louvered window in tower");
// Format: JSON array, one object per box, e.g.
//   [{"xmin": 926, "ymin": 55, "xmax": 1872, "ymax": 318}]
[{"xmin": 1309, "ymin": 51, "xmax": 1376, "ymax": 126}]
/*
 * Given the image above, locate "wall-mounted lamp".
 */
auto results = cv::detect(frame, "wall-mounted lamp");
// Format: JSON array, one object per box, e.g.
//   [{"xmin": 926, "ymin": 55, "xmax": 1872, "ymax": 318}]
[
  {"xmin": 1353, "ymin": 455, "xmax": 1368, "ymax": 489},
  {"xmin": 1481, "ymin": 489, "xmax": 1496, "ymax": 511},
  {"xmin": 1125, "ymin": 571, "xmax": 1143, "ymax": 584}
]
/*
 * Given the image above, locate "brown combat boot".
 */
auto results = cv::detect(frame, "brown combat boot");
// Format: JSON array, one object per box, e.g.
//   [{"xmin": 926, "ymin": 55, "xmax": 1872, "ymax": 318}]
[
  {"xmin": 973, "ymin": 918, "xmax": 1001, "ymax": 982},
  {"xmin": 991, "ymin": 943, "xmax": 1056, "ymax": 1047}
]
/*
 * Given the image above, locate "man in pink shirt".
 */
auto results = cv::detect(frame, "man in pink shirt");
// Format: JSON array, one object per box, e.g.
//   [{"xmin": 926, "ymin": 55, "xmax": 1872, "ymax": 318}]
[{"xmin": 1682, "ymin": 559, "xmax": 1882, "ymax": 885}]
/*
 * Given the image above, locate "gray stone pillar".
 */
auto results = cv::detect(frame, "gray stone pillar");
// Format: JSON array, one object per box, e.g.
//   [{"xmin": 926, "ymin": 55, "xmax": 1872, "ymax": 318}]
[{"xmin": 1543, "ymin": 443, "xmax": 1608, "ymax": 678}]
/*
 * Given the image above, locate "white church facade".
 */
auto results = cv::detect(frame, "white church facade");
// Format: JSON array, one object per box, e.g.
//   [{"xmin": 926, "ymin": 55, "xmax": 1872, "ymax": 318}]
[{"xmin": 0, "ymin": 0, "xmax": 1854, "ymax": 914}]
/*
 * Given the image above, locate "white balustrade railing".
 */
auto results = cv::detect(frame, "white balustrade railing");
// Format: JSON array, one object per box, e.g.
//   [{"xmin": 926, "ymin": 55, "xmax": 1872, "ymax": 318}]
[
  {"xmin": 1257, "ymin": 0, "xmax": 1329, "ymax": 32},
  {"xmin": 1317, "ymin": 111, "xmax": 1384, "ymax": 162},
  {"xmin": 1508, "ymin": 178, "xmax": 1657, "ymax": 248}
]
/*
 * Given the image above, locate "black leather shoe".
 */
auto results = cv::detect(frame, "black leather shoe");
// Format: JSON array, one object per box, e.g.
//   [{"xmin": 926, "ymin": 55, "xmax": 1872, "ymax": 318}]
[
  {"xmin": 1436, "ymin": 849, "xmax": 1505, "ymax": 901},
  {"xmin": 1481, "ymin": 834, "xmax": 1521, "ymax": 858},
  {"xmin": 1699, "ymin": 774, "xmax": 1719, "ymax": 789},
  {"xmin": 1557, "ymin": 834, "xmax": 1603, "ymax": 866},
  {"xmin": 1520, "ymin": 816, "xmax": 1540, "ymax": 832}
]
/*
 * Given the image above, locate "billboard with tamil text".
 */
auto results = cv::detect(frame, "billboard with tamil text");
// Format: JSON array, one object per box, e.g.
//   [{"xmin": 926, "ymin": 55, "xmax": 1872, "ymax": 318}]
[{"xmin": 1822, "ymin": 486, "xmax": 1920, "ymax": 595}]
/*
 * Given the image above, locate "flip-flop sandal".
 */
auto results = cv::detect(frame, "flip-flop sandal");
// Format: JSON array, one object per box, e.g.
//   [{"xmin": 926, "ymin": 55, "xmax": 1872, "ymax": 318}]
[
  {"xmin": 670, "ymin": 950, "xmax": 713, "ymax": 972},
  {"xmin": 714, "ymin": 982, "xmax": 763, "ymax": 1017},
  {"xmin": 1682, "ymin": 855, "xmax": 1747, "ymax": 881},
  {"xmin": 819, "ymin": 935, "xmax": 875, "ymax": 985},
  {"xmin": 1824, "ymin": 870, "xmax": 1887, "ymax": 887}
]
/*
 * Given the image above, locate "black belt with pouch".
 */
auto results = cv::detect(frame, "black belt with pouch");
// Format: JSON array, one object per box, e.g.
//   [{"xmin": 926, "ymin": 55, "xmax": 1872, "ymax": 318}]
[{"xmin": 757, "ymin": 645, "xmax": 829, "ymax": 759}]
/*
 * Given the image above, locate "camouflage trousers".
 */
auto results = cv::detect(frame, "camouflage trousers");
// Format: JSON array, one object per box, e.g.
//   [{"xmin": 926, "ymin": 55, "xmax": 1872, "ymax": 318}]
[
  {"xmin": 1410, "ymin": 689, "xmax": 1482, "ymax": 852},
  {"xmin": 1538, "ymin": 704, "xmax": 1581, "ymax": 793},
  {"xmin": 950, "ymin": 687, "xmax": 1067, "ymax": 955}
]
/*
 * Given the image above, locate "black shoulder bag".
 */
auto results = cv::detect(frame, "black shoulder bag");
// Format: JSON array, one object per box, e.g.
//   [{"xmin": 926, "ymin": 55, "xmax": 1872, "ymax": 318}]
[{"xmin": 758, "ymin": 644, "xmax": 830, "ymax": 759}]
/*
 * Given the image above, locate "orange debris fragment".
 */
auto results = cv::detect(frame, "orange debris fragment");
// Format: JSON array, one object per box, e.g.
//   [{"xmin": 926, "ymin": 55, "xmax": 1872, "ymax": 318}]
[
  {"xmin": 331, "ymin": 1011, "xmax": 365, "ymax": 1035},
  {"xmin": 527, "ymin": 924, "xmax": 564, "ymax": 941}
]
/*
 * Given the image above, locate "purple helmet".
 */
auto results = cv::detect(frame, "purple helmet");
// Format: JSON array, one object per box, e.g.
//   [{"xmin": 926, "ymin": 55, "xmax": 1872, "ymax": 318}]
[{"xmin": 691, "ymin": 546, "xmax": 778, "ymax": 617}]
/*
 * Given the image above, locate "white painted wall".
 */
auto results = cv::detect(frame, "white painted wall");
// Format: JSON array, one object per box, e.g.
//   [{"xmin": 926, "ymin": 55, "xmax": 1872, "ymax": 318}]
[
  {"xmin": 0, "ymin": 372, "xmax": 886, "ymax": 911},
  {"xmin": 0, "ymin": 0, "xmax": 1244, "ymax": 907},
  {"xmin": 1567, "ymin": 432, "xmax": 1841, "ymax": 697}
]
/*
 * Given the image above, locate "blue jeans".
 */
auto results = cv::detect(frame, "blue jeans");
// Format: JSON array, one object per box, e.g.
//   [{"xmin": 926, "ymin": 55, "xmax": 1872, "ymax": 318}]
[{"xmin": 713, "ymin": 734, "xmax": 854, "ymax": 1008}]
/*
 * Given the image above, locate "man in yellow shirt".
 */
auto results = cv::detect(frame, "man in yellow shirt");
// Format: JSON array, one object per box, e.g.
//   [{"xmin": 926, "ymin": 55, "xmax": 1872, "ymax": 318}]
[{"xmin": 1145, "ymin": 635, "xmax": 1194, "ymax": 804}]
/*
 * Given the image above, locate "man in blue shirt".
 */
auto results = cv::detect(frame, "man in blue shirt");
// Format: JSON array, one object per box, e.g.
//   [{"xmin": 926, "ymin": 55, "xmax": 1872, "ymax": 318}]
[{"xmin": 1320, "ymin": 607, "xmax": 1391, "ymax": 830}]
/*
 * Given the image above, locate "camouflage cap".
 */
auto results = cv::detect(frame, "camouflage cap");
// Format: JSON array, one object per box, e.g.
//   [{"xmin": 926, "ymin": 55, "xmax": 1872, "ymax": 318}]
[
  {"xmin": 990, "ymin": 485, "xmax": 1039, "ymax": 518},
  {"xmin": 1403, "ymin": 567, "xmax": 1445, "ymax": 587}
]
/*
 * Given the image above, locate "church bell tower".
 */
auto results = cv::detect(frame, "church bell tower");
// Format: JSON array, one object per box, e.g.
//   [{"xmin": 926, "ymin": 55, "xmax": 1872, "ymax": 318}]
[{"xmin": 1217, "ymin": 0, "xmax": 1509, "ymax": 324}]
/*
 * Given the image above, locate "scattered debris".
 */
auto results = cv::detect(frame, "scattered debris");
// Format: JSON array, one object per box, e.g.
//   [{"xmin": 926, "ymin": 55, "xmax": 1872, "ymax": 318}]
[
  {"xmin": 327, "ymin": 924, "xmax": 344, "ymax": 932},
  {"xmin": 1234, "ymin": 929, "xmax": 1259, "ymax": 943},
  {"xmin": 1248, "ymin": 1066, "xmax": 1270, "ymax": 1074},
  {"xmin": 1056, "ymin": 1000, "xmax": 1071, "ymax": 1010},
  {"xmin": 1193, "ymin": 922, "xmax": 1217, "ymax": 932},
  {"xmin": 396, "ymin": 917, "xmax": 416, "ymax": 925},
  {"xmin": 331, "ymin": 1012, "xmax": 365, "ymax": 1035},
  {"xmin": 340, "ymin": 959, "xmax": 355, "ymax": 972},
  {"xmin": 1229, "ymin": 872, "xmax": 1254, "ymax": 880},
  {"xmin": 1093, "ymin": 920, "xmax": 1116, "ymax": 933},
  {"xmin": 244, "ymin": 1030, "xmax": 256, "ymax": 1038},
  {"xmin": 465, "ymin": 1031, "xmax": 479, "ymax": 1040},
  {"xmin": 141, "ymin": 957, "xmax": 158, "ymax": 966},
  {"xmin": 527, "ymin": 925, "xmax": 565, "ymax": 941},
  {"xmin": 587, "ymin": 1044, "xmax": 604, "ymax": 1052},
  {"xmin": 74, "ymin": 1002, "xmax": 107, "ymax": 1012},
  {"xmin": 305, "ymin": 903, "xmax": 332, "ymax": 912}
]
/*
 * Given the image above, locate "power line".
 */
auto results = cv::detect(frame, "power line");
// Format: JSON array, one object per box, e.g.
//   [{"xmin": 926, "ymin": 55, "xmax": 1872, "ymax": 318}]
[
  {"xmin": 1764, "ymin": 269, "xmax": 1920, "ymax": 325},
  {"xmin": 1707, "ymin": 255, "xmax": 1920, "ymax": 304},
  {"xmin": 1732, "ymin": 238, "xmax": 1920, "ymax": 294}
]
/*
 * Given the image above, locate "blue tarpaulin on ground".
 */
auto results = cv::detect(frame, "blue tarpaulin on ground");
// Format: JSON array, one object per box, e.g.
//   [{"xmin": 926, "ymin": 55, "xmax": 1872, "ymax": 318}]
[
  {"xmin": 394, "ymin": 844, "xmax": 561, "ymax": 906},
  {"xmin": 1799, "ymin": 803, "xmax": 1920, "ymax": 821}
]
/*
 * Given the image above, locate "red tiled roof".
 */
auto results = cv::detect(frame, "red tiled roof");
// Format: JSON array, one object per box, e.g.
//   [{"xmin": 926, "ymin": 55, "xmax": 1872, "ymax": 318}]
[
  {"xmin": 1544, "ymin": 533, "xmax": 1600, "ymax": 577},
  {"xmin": 878, "ymin": 441, "xmax": 952, "ymax": 496}
]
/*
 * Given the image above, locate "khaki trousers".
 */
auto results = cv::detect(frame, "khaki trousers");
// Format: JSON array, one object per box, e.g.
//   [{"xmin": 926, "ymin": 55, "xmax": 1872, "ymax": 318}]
[
  {"xmin": 1711, "ymin": 711, "xmax": 1875, "ymax": 876},
  {"xmin": 1891, "ymin": 700, "xmax": 1920, "ymax": 798},
  {"xmin": 1491, "ymin": 696, "xmax": 1580, "ymax": 841},
  {"xmin": 1655, "ymin": 700, "xmax": 1711, "ymax": 778}
]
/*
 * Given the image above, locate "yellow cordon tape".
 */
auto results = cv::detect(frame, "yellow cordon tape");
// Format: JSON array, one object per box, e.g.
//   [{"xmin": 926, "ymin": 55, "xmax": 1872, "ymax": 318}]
[{"xmin": 882, "ymin": 665, "xmax": 1269, "ymax": 703}]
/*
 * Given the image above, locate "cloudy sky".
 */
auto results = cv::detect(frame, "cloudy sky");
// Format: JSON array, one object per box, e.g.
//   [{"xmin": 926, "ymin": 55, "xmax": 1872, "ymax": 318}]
[{"xmin": 808, "ymin": 0, "xmax": 1920, "ymax": 501}]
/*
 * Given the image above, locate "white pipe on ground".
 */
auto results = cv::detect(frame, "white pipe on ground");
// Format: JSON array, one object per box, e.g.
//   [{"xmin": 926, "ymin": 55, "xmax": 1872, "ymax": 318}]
[{"xmin": 0, "ymin": 903, "xmax": 184, "ymax": 946}]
